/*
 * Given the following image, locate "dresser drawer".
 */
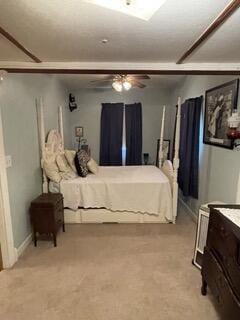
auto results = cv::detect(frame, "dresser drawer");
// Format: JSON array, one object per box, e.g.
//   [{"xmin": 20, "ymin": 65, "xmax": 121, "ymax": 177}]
[
  {"xmin": 202, "ymin": 247, "xmax": 240, "ymax": 320},
  {"xmin": 208, "ymin": 212, "xmax": 231, "ymax": 260},
  {"xmin": 207, "ymin": 212, "xmax": 240, "ymax": 300}
]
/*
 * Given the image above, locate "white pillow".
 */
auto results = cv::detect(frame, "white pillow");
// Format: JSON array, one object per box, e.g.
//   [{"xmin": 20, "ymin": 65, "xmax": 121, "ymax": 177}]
[
  {"xmin": 43, "ymin": 159, "xmax": 62, "ymax": 183},
  {"xmin": 60, "ymin": 171, "xmax": 77, "ymax": 180},
  {"xmin": 87, "ymin": 158, "xmax": 98, "ymax": 174},
  {"xmin": 56, "ymin": 153, "xmax": 73, "ymax": 173},
  {"xmin": 65, "ymin": 149, "xmax": 77, "ymax": 173}
]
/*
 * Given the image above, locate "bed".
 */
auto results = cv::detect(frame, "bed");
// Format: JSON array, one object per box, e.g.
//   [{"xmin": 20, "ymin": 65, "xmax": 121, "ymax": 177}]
[{"xmin": 36, "ymin": 97, "xmax": 182, "ymax": 224}]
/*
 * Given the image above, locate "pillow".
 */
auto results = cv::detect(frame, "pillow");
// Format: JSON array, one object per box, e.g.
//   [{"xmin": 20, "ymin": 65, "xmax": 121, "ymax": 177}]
[
  {"xmin": 87, "ymin": 158, "xmax": 98, "ymax": 174},
  {"xmin": 43, "ymin": 159, "xmax": 62, "ymax": 183},
  {"xmin": 65, "ymin": 149, "xmax": 77, "ymax": 173},
  {"xmin": 60, "ymin": 171, "xmax": 77, "ymax": 180},
  {"xmin": 74, "ymin": 150, "xmax": 90, "ymax": 177},
  {"xmin": 56, "ymin": 153, "xmax": 73, "ymax": 173}
]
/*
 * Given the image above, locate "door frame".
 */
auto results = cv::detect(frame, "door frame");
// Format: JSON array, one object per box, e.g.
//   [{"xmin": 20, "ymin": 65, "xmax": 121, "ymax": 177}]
[{"xmin": 0, "ymin": 107, "xmax": 16, "ymax": 268}]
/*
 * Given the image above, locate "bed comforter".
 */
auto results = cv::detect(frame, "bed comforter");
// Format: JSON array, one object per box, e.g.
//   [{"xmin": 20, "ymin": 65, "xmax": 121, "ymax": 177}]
[{"xmin": 60, "ymin": 165, "xmax": 173, "ymax": 221}]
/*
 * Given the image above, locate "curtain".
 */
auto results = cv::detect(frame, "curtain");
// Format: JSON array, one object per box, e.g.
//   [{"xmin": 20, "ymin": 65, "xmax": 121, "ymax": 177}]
[
  {"xmin": 100, "ymin": 103, "xmax": 124, "ymax": 166},
  {"xmin": 125, "ymin": 103, "xmax": 142, "ymax": 165},
  {"xmin": 178, "ymin": 96, "xmax": 203, "ymax": 199}
]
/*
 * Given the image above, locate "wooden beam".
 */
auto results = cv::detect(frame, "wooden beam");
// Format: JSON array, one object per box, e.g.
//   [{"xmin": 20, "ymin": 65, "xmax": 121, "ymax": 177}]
[
  {"xmin": 3, "ymin": 68, "xmax": 240, "ymax": 75},
  {"xmin": 0, "ymin": 26, "xmax": 41, "ymax": 63},
  {"xmin": 177, "ymin": 0, "xmax": 240, "ymax": 64}
]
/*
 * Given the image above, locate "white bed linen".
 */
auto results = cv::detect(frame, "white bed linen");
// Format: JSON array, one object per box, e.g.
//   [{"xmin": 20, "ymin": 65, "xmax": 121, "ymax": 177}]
[
  {"xmin": 49, "ymin": 180, "xmax": 60, "ymax": 193},
  {"xmin": 60, "ymin": 165, "xmax": 173, "ymax": 221}
]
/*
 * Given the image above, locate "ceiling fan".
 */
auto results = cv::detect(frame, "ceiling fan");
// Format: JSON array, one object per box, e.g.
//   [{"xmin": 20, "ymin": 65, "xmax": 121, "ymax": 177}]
[{"xmin": 91, "ymin": 74, "xmax": 150, "ymax": 92}]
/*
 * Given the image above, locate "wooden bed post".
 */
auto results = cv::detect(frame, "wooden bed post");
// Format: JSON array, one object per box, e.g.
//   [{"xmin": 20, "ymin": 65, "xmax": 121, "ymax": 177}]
[
  {"xmin": 36, "ymin": 97, "xmax": 48, "ymax": 193},
  {"xmin": 172, "ymin": 97, "xmax": 181, "ymax": 223},
  {"xmin": 58, "ymin": 106, "xmax": 64, "ymax": 150},
  {"xmin": 158, "ymin": 105, "xmax": 166, "ymax": 168}
]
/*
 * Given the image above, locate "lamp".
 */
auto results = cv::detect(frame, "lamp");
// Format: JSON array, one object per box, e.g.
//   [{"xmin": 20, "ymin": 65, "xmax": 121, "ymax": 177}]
[
  {"xmin": 122, "ymin": 80, "xmax": 132, "ymax": 90},
  {"xmin": 112, "ymin": 81, "xmax": 123, "ymax": 92},
  {"xmin": 227, "ymin": 111, "xmax": 240, "ymax": 147},
  {"xmin": 0, "ymin": 70, "xmax": 8, "ymax": 82}
]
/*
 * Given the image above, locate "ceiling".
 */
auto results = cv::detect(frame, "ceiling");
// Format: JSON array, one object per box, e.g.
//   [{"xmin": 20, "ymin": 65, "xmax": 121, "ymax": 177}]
[
  {"xmin": 0, "ymin": 0, "xmax": 239, "ymax": 65},
  {"xmin": 58, "ymin": 74, "xmax": 185, "ymax": 90}
]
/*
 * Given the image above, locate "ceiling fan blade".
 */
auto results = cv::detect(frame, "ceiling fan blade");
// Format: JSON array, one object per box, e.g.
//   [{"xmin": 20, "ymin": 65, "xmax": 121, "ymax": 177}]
[
  {"xmin": 128, "ymin": 75, "xmax": 150, "ymax": 80},
  {"xmin": 131, "ymin": 80, "xmax": 146, "ymax": 89},
  {"xmin": 90, "ymin": 75, "xmax": 115, "ymax": 83}
]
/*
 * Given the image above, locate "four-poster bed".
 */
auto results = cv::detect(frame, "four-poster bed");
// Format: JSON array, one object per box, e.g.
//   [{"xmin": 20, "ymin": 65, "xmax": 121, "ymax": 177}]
[{"xmin": 36, "ymin": 97, "xmax": 181, "ymax": 224}]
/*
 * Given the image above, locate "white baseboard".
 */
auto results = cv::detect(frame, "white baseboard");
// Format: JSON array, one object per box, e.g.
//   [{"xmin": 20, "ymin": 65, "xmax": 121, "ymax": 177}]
[
  {"xmin": 15, "ymin": 233, "xmax": 32, "ymax": 259},
  {"xmin": 179, "ymin": 197, "xmax": 197, "ymax": 224}
]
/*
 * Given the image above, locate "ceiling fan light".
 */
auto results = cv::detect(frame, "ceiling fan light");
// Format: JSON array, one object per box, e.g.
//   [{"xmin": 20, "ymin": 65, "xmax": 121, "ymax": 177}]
[
  {"xmin": 123, "ymin": 80, "xmax": 132, "ymax": 90},
  {"xmin": 0, "ymin": 69, "xmax": 8, "ymax": 82},
  {"xmin": 112, "ymin": 81, "xmax": 123, "ymax": 92}
]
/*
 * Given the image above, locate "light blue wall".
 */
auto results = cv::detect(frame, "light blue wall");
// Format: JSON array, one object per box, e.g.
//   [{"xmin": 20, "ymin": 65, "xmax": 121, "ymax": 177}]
[
  {"xmin": 69, "ymin": 87, "xmax": 172, "ymax": 164},
  {"xmin": 172, "ymin": 75, "xmax": 240, "ymax": 214},
  {"xmin": 0, "ymin": 74, "xmax": 70, "ymax": 248}
]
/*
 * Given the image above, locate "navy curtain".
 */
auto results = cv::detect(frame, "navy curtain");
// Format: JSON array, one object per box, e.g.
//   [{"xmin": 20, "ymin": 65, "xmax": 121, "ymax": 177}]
[
  {"xmin": 100, "ymin": 103, "xmax": 124, "ymax": 166},
  {"xmin": 125, "ymin": 103, "xmax": 142, "ymax": 165},
  {"xmin": 178, "ymin": 96, "xmax": 203, "ymax": 199}
]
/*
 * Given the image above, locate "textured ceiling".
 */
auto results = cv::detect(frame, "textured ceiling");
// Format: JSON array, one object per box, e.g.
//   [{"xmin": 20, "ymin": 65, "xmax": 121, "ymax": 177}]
[
  {"xmin": 0, "ymin": 0, "xmax": 238, "ymax": 63},
  {"xmin": 187, "ymin": 7, "xmax": 240, "ymax": 63},
  {"xmin": 0, "ymin": 34, "xmax": 32, "ymax": 61}
]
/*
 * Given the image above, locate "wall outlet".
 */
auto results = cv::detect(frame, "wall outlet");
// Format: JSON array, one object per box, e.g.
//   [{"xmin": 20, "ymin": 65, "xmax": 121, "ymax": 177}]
[{"xmin": 5, "ymin": 155, "xmax": 12, "ymax": 168}]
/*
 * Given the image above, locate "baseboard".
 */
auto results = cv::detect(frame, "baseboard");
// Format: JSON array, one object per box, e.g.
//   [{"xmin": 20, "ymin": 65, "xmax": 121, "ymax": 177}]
[
  {"xmin": 179, "ymin": 197, "xmax": 197, "ymax": 224},
  {"xmin": 15, "ymin": 233, "xmax": 32, "ymax": 259}
]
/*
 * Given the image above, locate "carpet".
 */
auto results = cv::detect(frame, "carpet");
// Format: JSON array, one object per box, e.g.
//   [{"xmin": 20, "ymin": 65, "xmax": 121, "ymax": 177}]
[{"xmin": 0, "ymin": 205, "xmax": 219, "ymax": 320}]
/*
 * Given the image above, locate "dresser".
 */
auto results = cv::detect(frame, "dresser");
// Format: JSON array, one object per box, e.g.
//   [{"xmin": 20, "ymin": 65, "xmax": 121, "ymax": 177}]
[
  {"xmin": 201, "ymin": 205, "xmax": 240, "ymax": 319},
  {"xmin": 30, "ymin": 193, "xmax": 65, "ymax": 247},
  {"xmin": 193, "ymin": 201, "xmax": 225, "ymax": 269}
]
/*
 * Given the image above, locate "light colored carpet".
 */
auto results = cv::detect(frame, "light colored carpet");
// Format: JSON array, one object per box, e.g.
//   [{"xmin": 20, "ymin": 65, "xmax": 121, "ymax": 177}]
[{"xmin": 0, "ymin": 206, "xmax": 219, "ymax": 320}]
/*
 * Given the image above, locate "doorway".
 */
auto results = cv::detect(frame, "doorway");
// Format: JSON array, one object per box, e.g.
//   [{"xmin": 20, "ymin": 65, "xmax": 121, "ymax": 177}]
[{"xmin": 0, "ymin": 107, "xmax": 16, "ymax": 269}]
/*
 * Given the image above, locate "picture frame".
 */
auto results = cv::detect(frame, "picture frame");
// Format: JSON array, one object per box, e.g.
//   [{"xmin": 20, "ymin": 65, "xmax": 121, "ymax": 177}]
[
  {"xmin": 203, "ymin": 79, "xmax": 239, "ymax": 149},
  {"xmin": 75, "ymin": 126, "xmax": 83, "ymax": 138},
  {"xmin": 156, "ymin": 139, "xmax": 171, "ymax": 166}
]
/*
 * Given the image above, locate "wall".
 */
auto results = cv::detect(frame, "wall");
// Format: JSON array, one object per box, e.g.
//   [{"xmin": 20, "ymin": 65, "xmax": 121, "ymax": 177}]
[
  {"xmin": 69, "ymin": 87, "xmax": 172, "ymax": 164},
  {"xmin": 172, "ymin": 75, "xmax": 240, "ymax": 215},
  {"xmin": 0, "ymin": 74, "xmax": 70, "ymax": 248}
]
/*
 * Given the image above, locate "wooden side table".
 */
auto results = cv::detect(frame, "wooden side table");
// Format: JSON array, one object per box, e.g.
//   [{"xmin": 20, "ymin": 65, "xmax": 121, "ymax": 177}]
[{"xmin": 30, "ymin": 193, "xmax": 65, "ymax": 247}]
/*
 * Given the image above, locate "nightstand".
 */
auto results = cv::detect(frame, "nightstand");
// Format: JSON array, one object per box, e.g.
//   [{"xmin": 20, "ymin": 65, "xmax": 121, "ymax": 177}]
[{"xmin": 30, "ymin": 193, "xmax": 65, "ymax": 247}]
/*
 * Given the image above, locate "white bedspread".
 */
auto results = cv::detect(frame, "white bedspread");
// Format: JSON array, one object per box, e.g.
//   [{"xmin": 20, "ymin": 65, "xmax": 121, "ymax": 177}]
[{"xmin": 60, "ymin": 166, "xmax": 173, "ymax": 221}]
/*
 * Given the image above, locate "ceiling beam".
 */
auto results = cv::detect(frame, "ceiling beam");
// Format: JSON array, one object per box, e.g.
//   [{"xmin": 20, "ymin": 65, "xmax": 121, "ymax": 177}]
[
  {"xmin": 0, "ymin": 26, "xmax": 41, "ymax": 63},
  {"xmin": 177, "ymin": 0, "xmax": 240, "ymax": 64},
  {"xmin": 1, "ymin": 62, "xmax": 240, "ymax": 75},
  {"xmin": 3, "ymin": 68, "xmax": 240, "ymax": 75}
]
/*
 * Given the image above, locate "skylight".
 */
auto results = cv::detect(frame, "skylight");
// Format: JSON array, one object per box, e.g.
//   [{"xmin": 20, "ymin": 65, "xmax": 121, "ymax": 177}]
[{"xmin": 84, "ymin": 0, "xmax": 167, "ymax": 21}]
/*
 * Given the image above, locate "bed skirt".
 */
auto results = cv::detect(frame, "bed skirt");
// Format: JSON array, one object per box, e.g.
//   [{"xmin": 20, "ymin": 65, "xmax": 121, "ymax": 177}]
[{"xmin": 64, "ymin": 208, "xmax": 169, "ymax": 224}]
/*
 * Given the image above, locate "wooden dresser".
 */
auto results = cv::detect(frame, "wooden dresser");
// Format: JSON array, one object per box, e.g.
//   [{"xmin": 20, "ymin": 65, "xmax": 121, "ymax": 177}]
[
  {"xmin": 30, "ymin": 193, "xmax": 65, "ymax": 247},
  {"xmin": 201, "ymin": 205, "xmax": 240, "ymax": 319}
]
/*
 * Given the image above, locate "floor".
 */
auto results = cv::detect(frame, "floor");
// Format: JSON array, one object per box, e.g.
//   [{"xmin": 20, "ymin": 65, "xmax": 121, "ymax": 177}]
[{"xmin": 0, "ymin": 207, "xmax": 219, "ymax": 320}]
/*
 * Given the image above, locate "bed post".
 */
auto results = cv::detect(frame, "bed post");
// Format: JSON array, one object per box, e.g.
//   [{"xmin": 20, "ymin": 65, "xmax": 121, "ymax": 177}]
[
  {"xmin": 36, "ymin": 97, "xmax": 48, "ymax": 193},
  {"xmin": 158, "ymin": 105, "xmax": 166, "ymax": 168},
  {"xmin": 58, "ymin": 106, "xmax": 64, "ymax": 150},
  {"xmin": 172, "ymin": 97, "xmax": 181, "ymax": 223}
]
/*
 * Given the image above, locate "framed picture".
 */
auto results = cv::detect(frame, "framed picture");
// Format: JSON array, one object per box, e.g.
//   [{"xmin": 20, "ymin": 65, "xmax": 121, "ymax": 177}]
[
  {"xmin": 203, "ymin": 79, "xmax": 239, "ymax": 149},
  {"xmin": 156, "ymin": 139, "xmax": 171, "ymax": 166},
  {"xmin": 75, "ymin": 126, "xmax": 83, "ymax": 138}
]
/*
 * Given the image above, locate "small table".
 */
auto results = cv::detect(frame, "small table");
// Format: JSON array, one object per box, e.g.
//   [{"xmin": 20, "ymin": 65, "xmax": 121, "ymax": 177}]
[{"xmin": 30, "ymin": 193, "xmax": 65, "ymax": 247}]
